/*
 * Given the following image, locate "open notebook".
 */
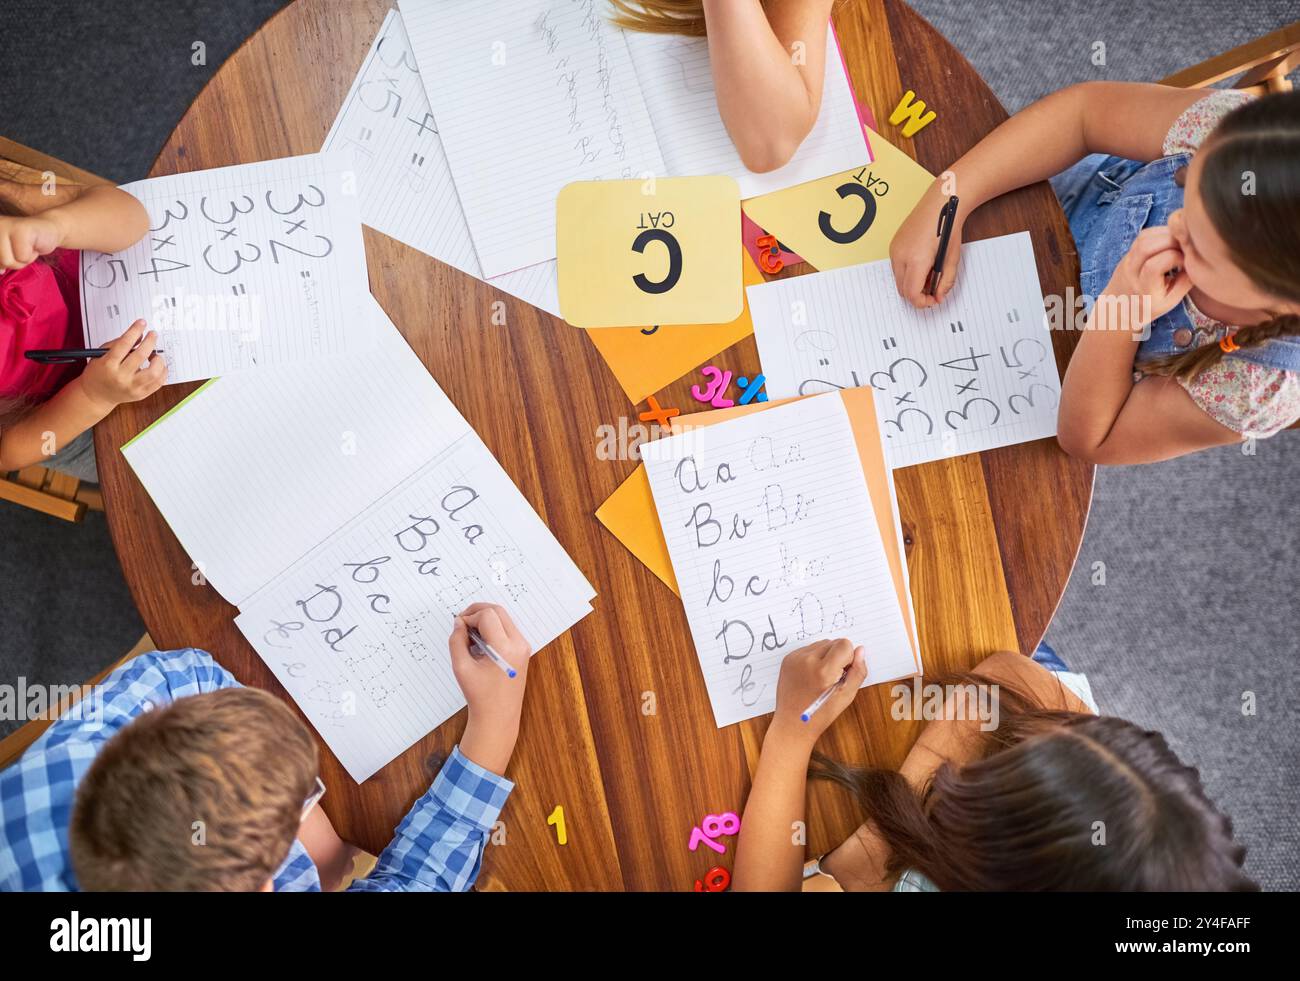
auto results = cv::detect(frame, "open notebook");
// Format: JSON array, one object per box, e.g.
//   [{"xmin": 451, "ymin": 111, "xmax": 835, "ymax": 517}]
[
  {"xmin": 123, "ymin": 297, "xmax": 595, "ymax": 781},
  {"xmin": 398, "ymin": 0, "xmax": 869, "ymax": 278}
]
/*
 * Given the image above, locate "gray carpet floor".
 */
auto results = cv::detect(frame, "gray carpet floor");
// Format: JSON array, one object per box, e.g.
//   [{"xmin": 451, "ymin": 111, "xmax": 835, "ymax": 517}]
[{"xmin": 1, "ymin": 0, "xmax": 1296, "ymax": 888}]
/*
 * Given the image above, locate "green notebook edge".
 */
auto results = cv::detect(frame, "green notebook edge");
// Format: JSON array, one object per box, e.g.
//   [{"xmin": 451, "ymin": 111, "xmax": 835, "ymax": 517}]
[{"xmin": 119, "ymin": 378, "xmax": 221, "ymax": 451}]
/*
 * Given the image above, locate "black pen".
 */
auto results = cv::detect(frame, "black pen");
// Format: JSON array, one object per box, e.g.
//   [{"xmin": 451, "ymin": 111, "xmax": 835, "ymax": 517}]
[
  {"xmin": 25, "ymin": 347, "xmax": 163, "ymax": 365},
  {"xmin": 923, "ymin": 195, "xmax": 959, "ymax": 297}
]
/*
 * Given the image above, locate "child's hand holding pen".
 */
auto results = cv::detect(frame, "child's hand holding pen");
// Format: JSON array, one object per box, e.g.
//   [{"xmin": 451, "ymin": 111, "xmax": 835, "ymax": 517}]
[
  {"xmin": 449, "ymin": 603, "xmax": 532, "ymax": 776},
  {"xmin": 890, "ymin": 182, "xmax": 966, "ymax": 309},
  {"xmin": 77, "ymin": 320, "xmax": 168, "ymax": 411},
  {"xmin": 771, "ymin": 639, "xmax": 867, "ymax": 747}
]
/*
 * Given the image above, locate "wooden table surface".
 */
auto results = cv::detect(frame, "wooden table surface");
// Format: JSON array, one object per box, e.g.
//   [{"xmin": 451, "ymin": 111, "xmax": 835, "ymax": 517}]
[{"xmin": 93, "ymin": 0, "xmax": 1093, "ymax": 890}]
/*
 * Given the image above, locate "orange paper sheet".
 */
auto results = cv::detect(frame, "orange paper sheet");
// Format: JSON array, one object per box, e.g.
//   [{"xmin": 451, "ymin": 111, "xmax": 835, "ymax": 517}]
[
  {"xmin": 594, "ymin": 464, "xmax": 680, "ymax": 595},
  {"xmin": 585, "ymin": 248, "xmax": 762, "ymax": 405},
  {"xmin": 595, "ymin": 390, "xmax": 919, "ymax": 666}
]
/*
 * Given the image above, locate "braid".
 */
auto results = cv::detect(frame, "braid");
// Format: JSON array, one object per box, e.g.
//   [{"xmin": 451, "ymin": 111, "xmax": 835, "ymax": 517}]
[{"xmin": 1142, "ymin": 313, "xmax": 1300, "ymax": 382}]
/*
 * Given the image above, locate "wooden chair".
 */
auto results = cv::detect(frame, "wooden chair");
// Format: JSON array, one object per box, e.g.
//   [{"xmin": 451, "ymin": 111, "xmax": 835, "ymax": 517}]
[
  {"xmin": 0, "ymin": 633, "xmax": 152, "ymax": 771},
  {"xmin": 0, "ymin": 466, "xmax": 103, "ymax": 522},
  {"xmin": 1161, "ymin": 21, "xmax": 1299, "ymax": 93},
  {"xmin": 0, "ymin": 138, "xmax": 110, "ymax": 520}
]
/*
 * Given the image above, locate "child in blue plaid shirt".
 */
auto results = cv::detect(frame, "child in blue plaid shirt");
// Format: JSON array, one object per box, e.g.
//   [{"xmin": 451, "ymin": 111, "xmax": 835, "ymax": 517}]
[{"xmin": 0, "ymin": 603, "xmax": 530, "ymax": 892}]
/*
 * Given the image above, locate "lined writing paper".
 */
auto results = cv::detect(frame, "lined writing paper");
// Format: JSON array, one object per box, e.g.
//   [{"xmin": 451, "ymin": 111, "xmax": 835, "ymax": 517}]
[
  {"xmin": 122, "ymin": 298, "xmax": 468, "ymax": 606},
  {"xmin": 400, "ymin": 0, "xmax": 666, "ymax": 278},
  {"xmin": 640, "ymin": 393, "xmax": 915, "ymax": 727},
  {"xmin": 322, "ymin": 8, "xmax": 560, "ymax": 316},
  {"xmin": 81, "ymin": 153, "xmax": 371, "ymax": 384},
  {"xmin": 623, "ymin": 26, "xmax": 869, "ymax": 199},
  {"xmin": 747, "ymin": 232, "xmax": 1060, "ymax": 468},
  {"xmin": 235, "ymin": 438, "xmax": 595, "ymax": 782},
  {"xmin": 125, "ymin": 294, "xmax": 595, "ymax": 779}
]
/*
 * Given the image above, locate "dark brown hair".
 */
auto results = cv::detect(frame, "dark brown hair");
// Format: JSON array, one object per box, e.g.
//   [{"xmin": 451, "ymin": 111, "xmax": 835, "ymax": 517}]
[
  {"xmin": 1145, "ymin": 90, "xmax": 1300, "ymax": 381},
  {"xmin": 812, "ymin": 670, "xmax": 1257, "ymax": 891},
  {"xmin": 69, "ymin": 686, "xmax": 319, "ymax": 891}
]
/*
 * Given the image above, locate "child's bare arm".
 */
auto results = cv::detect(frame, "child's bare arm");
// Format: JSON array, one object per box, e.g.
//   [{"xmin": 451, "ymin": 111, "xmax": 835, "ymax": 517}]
[
  {"xmin": 0, "ymin": 321, "xmax": 166, "ymax": 471},
  {"xmin": 1057, "ymin": 228, "xmax": 1242, "ymax": 463},
  {"xmin": 0, "ymin": 180, "xmax": 147, "ymax": 260},
  {"xmin": 890, "ymin": 82, "xmax": 1208, "ymax": 307},
  {"xmin": 732, "ymin": 640, "xmax": 866, "ymax": 892},
  {"xmin": 702, "ymin": 0, "xmax": 836, "ymax": 172},
  {"xmin": 0, "ymin": 383, "xmax": 110, "ymax": 471},
  {"xmin": 298, "ymin": 806, "xmax": 361, "ymax": 892},
  {"xmin": 37, "ymin": 185, "xmax": 149, "ymax": 255}
]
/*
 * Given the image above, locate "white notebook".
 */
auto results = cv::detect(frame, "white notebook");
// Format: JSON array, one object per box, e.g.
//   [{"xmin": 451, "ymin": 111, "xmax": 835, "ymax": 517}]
[
  {"xmin": 398, "ymin": 0, "xmax": 869, "ymax": 278},
  {"xmin": 747, "ymin": 232, "xmax": 1060, "ymax": 469},
  {"xmin": 622, "ymin": 26, "xmax": 867, "ymax": 198},
  {"xmin": 80, "ymin": 153, "xmax": 372, "ymax": 384},
  {"xmin": 123, "ymin": 297, "xmax": 595, "ymax": 781},
  {"xmin": 640, "ymin": 393, "xmax": 916, "ymax": 728},
  {"xmin": 233, "ymin": 433, "xmax": 595, "ymax": 783},
  {"xmin": 321, "ymin": 8, "xmax": 561, "ymax": 317}
]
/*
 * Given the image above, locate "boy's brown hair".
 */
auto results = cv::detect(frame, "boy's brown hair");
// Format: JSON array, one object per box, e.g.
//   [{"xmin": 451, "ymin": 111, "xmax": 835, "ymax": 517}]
[{"xmin": 69, "ymin": 687, "xmax": 318, "ymax": 891}]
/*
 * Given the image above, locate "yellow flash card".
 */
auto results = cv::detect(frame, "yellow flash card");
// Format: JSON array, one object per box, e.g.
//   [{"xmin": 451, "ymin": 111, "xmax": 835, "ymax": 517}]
[
  {"xmin": 741, "ymin": 128, "xmax": 933, "ymax": 271},
  {"xmin": 557, "ymin": 176, "xmax": 743, "ymax": 328}
]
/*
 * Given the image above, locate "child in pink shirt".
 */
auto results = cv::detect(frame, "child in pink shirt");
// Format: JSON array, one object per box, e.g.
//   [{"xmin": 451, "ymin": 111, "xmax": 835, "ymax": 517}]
[{"xmin": 0, "ymin": 175, "xmax": 164, "ymax": 480}]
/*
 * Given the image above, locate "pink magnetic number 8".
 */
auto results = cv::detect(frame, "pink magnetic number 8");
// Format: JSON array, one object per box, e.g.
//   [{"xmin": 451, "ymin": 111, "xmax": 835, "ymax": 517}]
[
  {"xmin": 702, "ymin": 812, "xmax": 741, "ymax": 838},
  {"xmin": 689, "ymin": 811, "xmax": 741, "ymax": 853},
  {"xmin": 688, "ymin": 826, "xmax": 726, "ymax": 854}
]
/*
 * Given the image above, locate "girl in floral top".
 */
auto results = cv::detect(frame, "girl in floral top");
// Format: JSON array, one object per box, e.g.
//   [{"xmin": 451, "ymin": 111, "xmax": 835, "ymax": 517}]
[{"xmin": 890, "ymin": 84, "xmax": 1300, "ymax": 463}]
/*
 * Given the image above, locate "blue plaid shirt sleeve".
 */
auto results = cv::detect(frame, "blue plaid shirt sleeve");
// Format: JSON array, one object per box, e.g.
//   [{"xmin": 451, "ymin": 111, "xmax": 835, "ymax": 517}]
[
  {"xmin": 347, "ymin": 746, "xmax": 513, "ymax": 892},
  {"xmin": 0, "ymin": 649, "xmax": 243, "ymax": 892}
]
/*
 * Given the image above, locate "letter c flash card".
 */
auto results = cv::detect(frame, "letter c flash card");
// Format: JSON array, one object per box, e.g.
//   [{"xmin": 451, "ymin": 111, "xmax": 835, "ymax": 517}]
[{"xmin": 557, "ymin": 176, "xmax": 743, "ymax": 328}]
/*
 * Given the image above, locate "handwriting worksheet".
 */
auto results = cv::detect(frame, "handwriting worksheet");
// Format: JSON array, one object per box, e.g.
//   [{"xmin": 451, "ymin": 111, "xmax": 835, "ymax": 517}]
[
  {"xmin": 234, "ymin": 438, "xmax": 596, "ymax": 783},
  {"xmin": 623, "ymin": 26, "xmax": 869, "ymax": 199},
  {"xmin": 122, "ymin": 299, "xmax": 468, "ymax": 606},
  {"xmin": 80, "ymin": 153, "xmax": 371, "ymax": 384},
  {"xmin": 124, "ymin": 297, "xmax": 594, "ymax": 780},
  {"xmin": 400, "ymin": 0, "xmax": 666, "ymax": 278},
  {"xmin": 641, "ymin": 394, "xmax": 916, "ymax": 728},
  {"xmin": 747, "ymin": 233, "xmax": 1060, "ymax": 468},
  {"xmin": 322, "ymin": 8, "xmax": 560, "ymax": 316}
]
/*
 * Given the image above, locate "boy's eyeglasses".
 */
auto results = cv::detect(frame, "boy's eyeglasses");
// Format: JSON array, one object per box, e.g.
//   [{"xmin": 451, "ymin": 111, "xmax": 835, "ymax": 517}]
[{"xmin": 301, "ymin": 777, "xmax": 327, "ymax": 820}]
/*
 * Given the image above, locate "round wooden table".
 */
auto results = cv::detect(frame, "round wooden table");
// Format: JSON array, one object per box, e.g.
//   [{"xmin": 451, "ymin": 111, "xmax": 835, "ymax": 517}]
[{"xmin": 94, "ymin": 0, "xmax": 1092, "ymax": 890}]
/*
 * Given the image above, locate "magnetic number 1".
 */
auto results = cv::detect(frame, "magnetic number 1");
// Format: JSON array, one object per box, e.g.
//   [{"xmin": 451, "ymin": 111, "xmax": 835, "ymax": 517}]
[{"xmin": 547, "ymin": 804, "xmax": 568, "ymax": 846}]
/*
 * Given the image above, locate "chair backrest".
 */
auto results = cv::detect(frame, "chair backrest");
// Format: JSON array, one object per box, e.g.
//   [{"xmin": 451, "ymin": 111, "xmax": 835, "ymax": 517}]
[
  {"xmin": 0, "ymin": 466, "xmax": 89, "ymax": 522},
  {"xmin": 0, "ymin": 135, "xmax": 107, "ymax": 188},
  {"xmin": 0, "ymin": 638, "xmax": 149, "ymax": 770},
  {"xmin": 1160, "ymin": 21, "xmax": 1299, "ymax": 94}
]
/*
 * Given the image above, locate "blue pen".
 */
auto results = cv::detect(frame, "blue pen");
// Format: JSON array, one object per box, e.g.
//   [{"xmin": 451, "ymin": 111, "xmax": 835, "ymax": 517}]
[
  {"xmin": 800, "ymin": 669, "xmax": 849, "ymax": 722},
  {"xmin": 469, "ymin": 625, "xmax": 517, "ymax": 679}
]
